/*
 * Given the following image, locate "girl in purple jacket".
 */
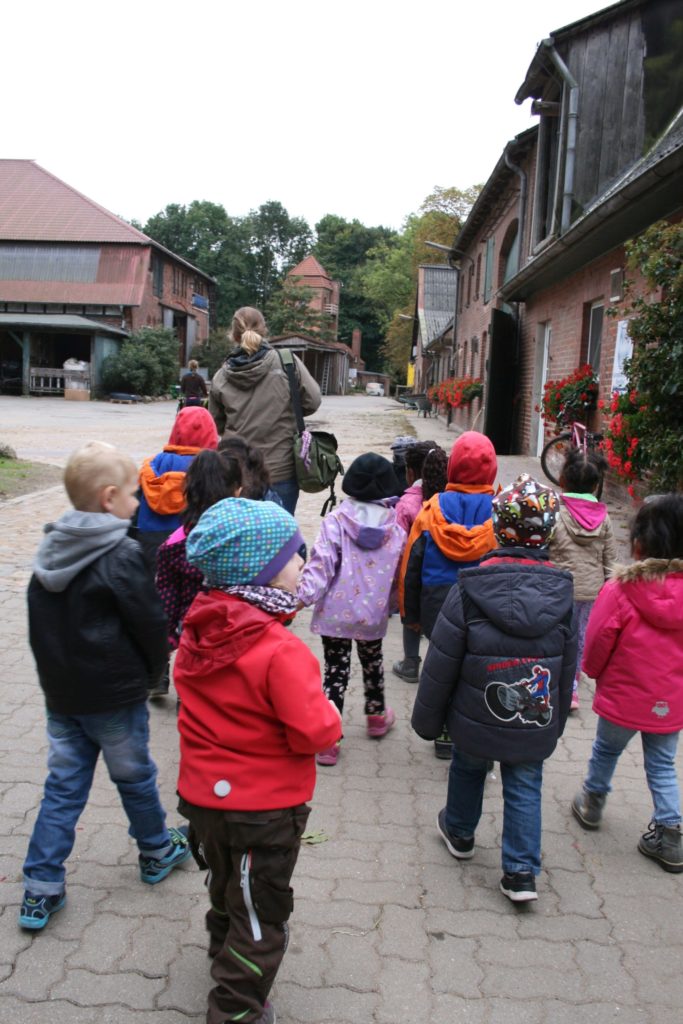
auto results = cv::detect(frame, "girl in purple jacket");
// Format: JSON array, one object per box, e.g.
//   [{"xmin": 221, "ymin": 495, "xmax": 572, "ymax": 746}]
[
  {"xmin": 297, "ymin": 453, "xmax": 406, "ymax": 766},
  {"xmin": 571, "ymin": 494, "xmax": 683, "ymax": 873}
]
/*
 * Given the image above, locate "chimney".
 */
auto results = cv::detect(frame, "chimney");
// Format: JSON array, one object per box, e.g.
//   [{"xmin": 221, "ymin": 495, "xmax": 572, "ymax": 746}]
[{"xmin": 351, "ymin": 328, "xmax": 362, "ymax": 361}]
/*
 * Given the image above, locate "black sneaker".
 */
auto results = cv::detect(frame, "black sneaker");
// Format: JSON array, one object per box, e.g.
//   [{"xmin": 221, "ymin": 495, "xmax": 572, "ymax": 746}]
[
  {"xmin": 500, "ymin": 871, "xmax": 537, "ymax": 902},
  {"xmin": 434, "ymin": 731, "xmax": 453, "ymax": 760},
  {"xmin": 19, "ymin": 890, "xmax": 66, "ymax": 930},
  {"xmin": 436, "ymin": 808, "xmax": 474, "ymax": 859},
  {"xmin": 638, "ymin": 822, "xmax": 683, "ymax": 873},
  {"xmin": 392, "ymin": 658, "xmax": 421, "ymax": 683}
]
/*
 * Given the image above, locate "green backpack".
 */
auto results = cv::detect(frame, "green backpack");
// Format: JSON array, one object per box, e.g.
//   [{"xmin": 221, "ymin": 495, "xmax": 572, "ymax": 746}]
[{"xmin": 279, "ymin": 349, "xmax": 344, "ymax": 515}]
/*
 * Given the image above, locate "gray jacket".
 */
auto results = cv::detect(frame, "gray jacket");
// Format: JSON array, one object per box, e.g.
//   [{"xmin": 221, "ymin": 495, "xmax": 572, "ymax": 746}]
[{"xmin": 209, "ymin": 344, "xmax": 321, "ymax": 483}]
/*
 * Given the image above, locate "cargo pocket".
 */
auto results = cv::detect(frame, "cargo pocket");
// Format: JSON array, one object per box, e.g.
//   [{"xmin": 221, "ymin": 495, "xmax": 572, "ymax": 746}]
[{"xmin": 251, "ymin": 872, "xmax": 295, "ymax": 925}]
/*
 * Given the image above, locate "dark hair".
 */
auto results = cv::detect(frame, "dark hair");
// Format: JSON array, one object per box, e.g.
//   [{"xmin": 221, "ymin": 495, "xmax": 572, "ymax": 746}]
[
  {"xmin": 217, "ymin": 436, "xmax": 271, "ymax": 500},
  {"xmin": 630, "ymin": 493, "xmax": 683, "ymax": 560},
  {"xmin": 182, "ymin": 449, "xmax": 242, "ymax": 530},
  {"xmin": 405, "ymin": 440, "xmax": 437, "ymax": 478},
  {"xmin": 421, "ymin": 446, "xmax": 448, "ymax": 501},
  {"xmin": 560, "ymin": 448, "xmax": 608, "ymax": 495}
]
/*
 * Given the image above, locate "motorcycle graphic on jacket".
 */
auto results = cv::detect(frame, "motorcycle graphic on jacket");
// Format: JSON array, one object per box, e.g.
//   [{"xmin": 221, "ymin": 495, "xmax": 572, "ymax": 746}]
[{"xmin": 485, "ymin": 665, "xmax": 552, "ymax": 727}]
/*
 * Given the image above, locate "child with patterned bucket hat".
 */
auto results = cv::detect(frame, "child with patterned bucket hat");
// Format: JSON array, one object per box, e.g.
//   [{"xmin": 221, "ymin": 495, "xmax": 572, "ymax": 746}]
[
  {"xmin": 412, "ymin": 474, "xmax": 577, "ymax": 903},
  {"xmin": 174, "ymin": 497, "xmax": 341, "ymax": 1024}
]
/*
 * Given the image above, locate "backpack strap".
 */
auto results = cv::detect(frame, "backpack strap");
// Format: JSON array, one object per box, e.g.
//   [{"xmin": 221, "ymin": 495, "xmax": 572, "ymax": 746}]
[{"xmin": 278, "ymin": 349, "xmax": 306, "ymax": 436}]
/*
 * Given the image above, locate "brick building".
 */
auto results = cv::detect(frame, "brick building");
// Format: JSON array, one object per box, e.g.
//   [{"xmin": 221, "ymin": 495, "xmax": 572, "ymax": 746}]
[
  {"xmin": 0, "ymin": 160, "xmax": 215, "ymax": 394},
  {"xmin": 285, "ymin": 255, "xmax": 341, "ymax": 339},
  {"xmin": 440, "ymin": 0, "xmax": 683, "ymax": 458}
]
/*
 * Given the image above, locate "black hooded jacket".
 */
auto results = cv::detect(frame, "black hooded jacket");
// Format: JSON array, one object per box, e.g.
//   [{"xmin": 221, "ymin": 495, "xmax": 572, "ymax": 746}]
[
  {"xmin": 412, "ymin": 548, "xmax": 577, "ymax": 764},
  {"xmin": 28, "ymin": 510, "xmax": 168, "ymax": 715}
]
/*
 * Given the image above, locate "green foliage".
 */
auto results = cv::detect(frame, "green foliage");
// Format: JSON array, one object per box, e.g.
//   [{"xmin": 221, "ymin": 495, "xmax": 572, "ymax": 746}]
[
  {"xmin": 265, "ymin": 281, "xmax": 337, "ymax": 342},
  {"xmin": 541, "ymin": 365, "xmax": 599, "ymax": 426},
  {"xmin": 245, "ymin": 200, "xmax": 313, "ymax": 306},
  {"xmin": 101, "ymin": 327, "xmax": 178, "ymax": 396},
  {"xmin": 606, "ymin": 219, "xmax": 683, "ymax": 492},
  {"xmin": 189, "ymin": 328, "xmax": 232, "ymax": 379}
]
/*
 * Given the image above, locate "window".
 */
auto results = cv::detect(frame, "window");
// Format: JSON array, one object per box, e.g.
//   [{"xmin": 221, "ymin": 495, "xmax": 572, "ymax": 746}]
[
  {"xmin": 152, "ymin": 254, "xmax": 163, "ymax": 298},
  {"xmin": 483, "ymin": 237, "xmax": 495, "ymax": 302},
  {"xmin": 466, "ymin": 263, "xmax": 474, "ymax": 306},
  {"xmin": 586, "ymin": 303, "xmax": 604, "ymax": 372},
  {"xmin": 474, "ymin": 254, "xmax": 482, "ymax": 299},
  {"xmin": 499, "ymin": 220, "xmax": 520, "ymax": 286},
  {"xmin": 531, "ymin": 86, "xmax": 562, "ymax": 246}
]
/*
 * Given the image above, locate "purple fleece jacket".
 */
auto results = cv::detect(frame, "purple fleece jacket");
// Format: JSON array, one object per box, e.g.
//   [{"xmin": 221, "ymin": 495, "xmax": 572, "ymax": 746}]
[{"xmin": 297, "ymin": 498, "xmax": 407, "ymax": 640}]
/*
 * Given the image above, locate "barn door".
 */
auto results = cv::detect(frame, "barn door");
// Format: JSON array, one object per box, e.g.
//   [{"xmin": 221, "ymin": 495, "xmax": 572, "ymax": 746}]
[{"xmin": 483, "ymin": 308, "xmax": 517, "ymax": 455}]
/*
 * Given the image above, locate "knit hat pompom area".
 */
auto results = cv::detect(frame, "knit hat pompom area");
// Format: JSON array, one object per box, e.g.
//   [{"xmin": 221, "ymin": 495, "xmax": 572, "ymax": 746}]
[
  {"xmin": 492, "ymin": 474, "xmax": 559, "ymax": 549},
  {"xmin": 447, "ymin": 431, "xmax": 497, "ymax": 485},
  {"xmin": 342, "ymin": 452, "xmax": 401, "ymax": 502},
  {"xmin": 186, "ymin": 497, "xmax": 304, "ymax": 587}
]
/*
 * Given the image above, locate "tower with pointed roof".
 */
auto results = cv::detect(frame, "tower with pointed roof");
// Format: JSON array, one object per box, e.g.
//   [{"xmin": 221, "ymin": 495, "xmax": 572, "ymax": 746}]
[{"xmin": 285, "ymin": 255, "xmax": 341, "ymax": 339}]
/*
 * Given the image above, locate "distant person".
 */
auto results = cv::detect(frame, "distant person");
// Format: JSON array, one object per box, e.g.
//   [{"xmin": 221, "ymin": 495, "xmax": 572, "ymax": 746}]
[
  {"xmin": 209, "ymin": 306, "xmax": 321, "ymax": 513},
  {"xmin": 20, "ymin": 442, "xmax": 191, "ymax": 931},
  {"xmin": 175, "ymin": 497, "xmax": 341, "ymax": 1024},
  {"xmin": 549, "ymin": 448, "xmax": 617, "ymax": 710},
  {"xmin": 413, "ymin": 474, "xmax": 577, "ymax": 903},
  {"xmin": 571, "ymin": 494, "xmax": 683, "ymax": 873},
  {"xmin": 297, "ymin": 453, "xmax": 406, "ymax": 766},
  {"xmin": 180, "ymin": 359, "xmax": 208, "ymax": 407}
]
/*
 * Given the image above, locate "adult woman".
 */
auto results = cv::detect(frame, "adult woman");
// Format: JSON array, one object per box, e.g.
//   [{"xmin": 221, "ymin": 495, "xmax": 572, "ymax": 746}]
[
  {"xmin": 209, "ymin": 307, "xmax": 321, "ymax": 513},
  {"xmin": 180, "ymin": 359, "xmax": 208, "ymax": 406}
]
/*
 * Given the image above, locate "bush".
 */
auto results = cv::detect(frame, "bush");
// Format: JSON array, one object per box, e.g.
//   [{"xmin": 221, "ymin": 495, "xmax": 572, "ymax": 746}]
[{"xmin": 101, "ymin": 327, "xmax": 178, "ymax": 396}]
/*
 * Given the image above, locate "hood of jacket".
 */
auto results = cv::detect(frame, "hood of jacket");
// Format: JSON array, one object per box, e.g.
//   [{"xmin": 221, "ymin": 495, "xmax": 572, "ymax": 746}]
[
  {"xmin": 560, "ymin": 495, "xmax": 608, "ymax": 535},
  {"xmin": 33, "ymin": 510, "xmax": 129, "ymax": 592},
  {"xmin": 612, "ymin": 558, "xmax": 683, "ymax": 631},
  {"xmin": 336, "ymin": 497, "xmax": 397, "ymax": 550},
  {"xmin": 167, "ymin": 406, "xmax": 218, "ymax": 449},
  {"xmin": 223, "ymin": 343, "xmax": 274, "ymax": 391},
  {"xmin": 427, "ymin": 488, "xmax": 495, "ymax": 562},
  {"xmin": 180, "ymin": 589, "xmax": 279, "ymax": 669},
  {"xmin": 461, "ymin": 550, "xmax": 574, "ymax": 638}
]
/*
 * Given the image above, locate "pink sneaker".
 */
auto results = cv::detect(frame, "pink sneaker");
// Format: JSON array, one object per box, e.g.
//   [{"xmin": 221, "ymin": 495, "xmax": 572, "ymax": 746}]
[
  {"xmin": 570, "ymin": 679, "xmax": 579, "ymax": 712},
  {"xmin": 367, "ymin": 706, "xmax": 396, "ymax": 738},
  {"xmin": 316, "ymin": 742, "xmax": 340, "ymax": 766}
]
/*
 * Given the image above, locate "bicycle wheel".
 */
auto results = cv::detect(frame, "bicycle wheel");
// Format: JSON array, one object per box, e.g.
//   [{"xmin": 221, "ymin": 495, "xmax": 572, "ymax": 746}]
[
  {"xmin": 540, "ymin": 433, "xmax": 573, "ymax": 487},
  {"xmin": 587, "ymin": 434, "xmax": 605, "ymax": 499}
]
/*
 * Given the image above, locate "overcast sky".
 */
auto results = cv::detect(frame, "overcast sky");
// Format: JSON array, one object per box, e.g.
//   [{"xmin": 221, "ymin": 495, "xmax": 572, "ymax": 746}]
[{"xmin": 7, "ymin": 0, "xmax": 603, "ymax": 232}]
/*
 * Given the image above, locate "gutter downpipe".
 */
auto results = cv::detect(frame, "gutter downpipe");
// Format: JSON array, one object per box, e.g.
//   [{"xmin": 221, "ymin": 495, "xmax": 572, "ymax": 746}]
[{"xmin": 541, "ymin": 39, "xmax": 579, "ymax": 234}]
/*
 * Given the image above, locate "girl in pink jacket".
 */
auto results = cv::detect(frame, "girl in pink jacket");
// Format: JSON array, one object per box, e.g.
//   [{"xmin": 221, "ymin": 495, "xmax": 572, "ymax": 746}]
[{"xmin": 571, "ymin": 494, "xmax": 683, "ymax": 873}]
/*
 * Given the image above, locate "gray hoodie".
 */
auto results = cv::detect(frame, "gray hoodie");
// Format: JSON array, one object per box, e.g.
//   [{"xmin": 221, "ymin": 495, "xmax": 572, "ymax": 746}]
[{"xmin": 33, "ymin": 511, "xmax": 130, "ymax": 593}]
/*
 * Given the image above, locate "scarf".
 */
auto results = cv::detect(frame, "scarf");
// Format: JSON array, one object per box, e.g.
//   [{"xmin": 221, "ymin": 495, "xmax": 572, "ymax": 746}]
[{"xmin": 224, "ymin": 584, "xmax": 299, "ymax": 619}]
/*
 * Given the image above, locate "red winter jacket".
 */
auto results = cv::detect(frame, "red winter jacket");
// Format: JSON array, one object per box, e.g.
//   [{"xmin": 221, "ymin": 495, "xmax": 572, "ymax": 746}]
[
  {"xmin": 174, "ymin": 590, "xmax": 341, "ymax": 810},
  {"xmin": 584, "ymin": 558, "xmax": 683, "ymax": 733}
]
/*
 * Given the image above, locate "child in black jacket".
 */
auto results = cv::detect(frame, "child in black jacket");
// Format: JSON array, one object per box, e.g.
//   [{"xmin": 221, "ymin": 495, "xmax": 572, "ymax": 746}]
[
  {"xmin": 21, "ymin": 441, "xmax": 191, "ymax": 931},
  {"xmin": 412, "ymin": 475, "xmax": 577, "ymax": 903}
]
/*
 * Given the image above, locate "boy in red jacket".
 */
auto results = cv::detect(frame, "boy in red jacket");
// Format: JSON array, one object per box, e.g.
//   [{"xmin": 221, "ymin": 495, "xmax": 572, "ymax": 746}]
[{"xmin": 174, "ymin": 497, "xmax": 341, "ymax": 1024}]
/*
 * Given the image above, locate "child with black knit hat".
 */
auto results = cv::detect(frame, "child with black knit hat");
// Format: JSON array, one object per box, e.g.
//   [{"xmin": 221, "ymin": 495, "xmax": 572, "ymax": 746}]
[
  {"xmin": 297, "ymin": 452, "xmax": 406, "ymax": 766},
  {"xmin": 412, "ymin": 475, "xmax": 577, "ymax": 904},
  {"xmin": 174, "ymin": 497, "xmax": 341, "ymax": 1024}
]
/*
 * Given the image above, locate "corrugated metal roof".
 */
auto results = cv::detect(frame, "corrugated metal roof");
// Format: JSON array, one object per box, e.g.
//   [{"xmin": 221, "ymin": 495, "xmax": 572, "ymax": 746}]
[
  {"xmin": 0, "ymin": 243, "xmax": 148, "ymax": 305},
  {"xmin": 0, "ymin": 313, "xmax": 127, "ymax": 335}
]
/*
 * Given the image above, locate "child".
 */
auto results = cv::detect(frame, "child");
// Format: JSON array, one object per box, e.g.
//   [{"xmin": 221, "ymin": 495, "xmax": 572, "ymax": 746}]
[
  {"xmin": 393, "ymin": 441, "xmax": 442, "ymax": 683},
  {"xmin": 174, "ymin": 497, "xmax": 341, "ymax": 1024},
  {"xmin": 135, "ymin": 404, "xmax": 218, "ymax": 573},
  {"xmin": 218, "ymin": 434, "xmax": 284, "ymax": 506},
  {"xmin": 156, "ymin": 448, "xmax": 242, "ymax": 653},
  {"xmin": 399, "ymin": 431, "xmax": 498, "ymax": 757},
  {"xmin": 571, "ymin": 494, "xmax": 683, "ymax": 872},
  {"xmin": 297, "ymin": 453, "xmax": 406, "ymax": 766},
  {"xmin": 549, "ymin": 448, "xmax": 617, "ymax": 710},
  {"xmin": 21, "ymin": 442, "xmax": 191, "ymax": 931},
  {"xmin": 412, "ymin": 474, "xmax": 577, "ymax": 903}
]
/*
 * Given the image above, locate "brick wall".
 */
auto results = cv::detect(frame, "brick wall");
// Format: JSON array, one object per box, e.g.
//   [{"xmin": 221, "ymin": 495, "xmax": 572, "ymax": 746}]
[{"xmin": 129, "ymin": 248, "xmax": 211, "ymax": 347}]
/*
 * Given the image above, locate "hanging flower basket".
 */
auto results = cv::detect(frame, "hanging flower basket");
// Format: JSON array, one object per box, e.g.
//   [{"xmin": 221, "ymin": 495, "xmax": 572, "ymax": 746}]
[
  {"xmin": 541, "ymin": 365, "xmax": 599, "ymax": 426},
  {"xmin": 428, "ymin": 376, "xmax": 483, "ymax": 409},
  {"xmin": 601, "ymin": 389, "xmax": 647, "ymax": 497}
]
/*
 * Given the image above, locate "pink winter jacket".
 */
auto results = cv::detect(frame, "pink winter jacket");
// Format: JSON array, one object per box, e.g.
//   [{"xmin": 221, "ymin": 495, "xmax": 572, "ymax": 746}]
[
  {"xmin": 395, "ymin": 482, "xmax": 424, "ymax": 534},
  {"xmin": 584, "ymin": 558, "xmax": 683, "ymax": 732}
]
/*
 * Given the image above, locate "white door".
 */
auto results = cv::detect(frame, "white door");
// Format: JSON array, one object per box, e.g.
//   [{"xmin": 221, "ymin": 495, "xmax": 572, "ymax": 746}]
[{"xmin": 533, "ymin": 322, "xmax": 551, "ymax": 455}]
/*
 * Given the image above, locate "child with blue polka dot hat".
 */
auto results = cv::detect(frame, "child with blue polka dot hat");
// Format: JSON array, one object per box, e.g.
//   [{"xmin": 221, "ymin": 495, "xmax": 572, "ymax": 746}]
[{"xmin": 174, "ymin": 496, "xmax": 341, "ymax": 1024}]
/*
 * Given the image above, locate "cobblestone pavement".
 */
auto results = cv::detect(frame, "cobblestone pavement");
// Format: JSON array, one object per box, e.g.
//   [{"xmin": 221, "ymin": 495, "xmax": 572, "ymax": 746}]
[{"xmin": 1, "ymin": 395, "xmax": 681, "ymax": 1023}]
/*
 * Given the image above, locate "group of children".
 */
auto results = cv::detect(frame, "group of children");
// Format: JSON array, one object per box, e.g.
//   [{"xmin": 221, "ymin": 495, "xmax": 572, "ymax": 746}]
[{"xmin": 19, "ymin": 418, "xmax": 683, "ymax": 1023}]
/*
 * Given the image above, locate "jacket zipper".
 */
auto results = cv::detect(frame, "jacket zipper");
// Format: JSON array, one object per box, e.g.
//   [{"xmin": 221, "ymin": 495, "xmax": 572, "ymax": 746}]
[{"xmin": 240, "ymin": 850, "xmax": 262, "ymax": 941}]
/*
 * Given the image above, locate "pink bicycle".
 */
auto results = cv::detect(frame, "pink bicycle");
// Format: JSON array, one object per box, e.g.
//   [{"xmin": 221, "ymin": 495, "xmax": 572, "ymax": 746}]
[{"xmin": 540, "ymin": 417, "xmax": 604, "ymax": 499}]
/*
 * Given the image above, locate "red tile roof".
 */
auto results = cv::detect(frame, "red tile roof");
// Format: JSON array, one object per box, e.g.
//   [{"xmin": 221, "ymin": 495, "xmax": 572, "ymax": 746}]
[
  {"xmin": 0, "ymin": 160, "xmax": 149, "ymax": 244},
  {"xmin": 287, "ymin": 254, "xmax": 331, "ymax": 281}
]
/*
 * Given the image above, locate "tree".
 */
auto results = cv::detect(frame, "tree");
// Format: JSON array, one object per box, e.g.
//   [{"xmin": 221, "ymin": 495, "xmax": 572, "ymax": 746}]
[
  {"xmin": 101, "ymin": 327, "xmax": 178, "ymax": 396},
  {"xmin": 245, "ymin": 201, "xmax": 313, "ymax": 306},
  {"xmin": 265, "ymin": 281, "xmax": 337, "ymax": 342}
]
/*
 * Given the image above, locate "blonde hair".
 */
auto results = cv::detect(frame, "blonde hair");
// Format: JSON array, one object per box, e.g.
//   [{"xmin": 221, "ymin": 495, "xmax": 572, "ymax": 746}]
[
  {"xmin": 188, "ymin": 359, "xmax": 199, "ymax": 372},
  {"xmin": 64, "ymin": 441, "xmax": 137, "ymax": 511},
  {"xmin": 230, "ymin": 306, "xmax": 267, "ymax": 356}
]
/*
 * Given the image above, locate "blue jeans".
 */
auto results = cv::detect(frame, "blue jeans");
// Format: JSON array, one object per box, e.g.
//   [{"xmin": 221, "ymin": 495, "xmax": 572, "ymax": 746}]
[
  {"xmin": 23, "ymin": 703, "xmax": 171, "ymax": 895},
  {"xmin": 584, "ymin": 717, "xmax": 681, "ymax": 826},
  {"xmin": 271, "ymin": 477, "xmax": 299, "ymax": 515},
  {"xmin": 445, "ymin": 747, "xmax": 544, "ymax": 875}
]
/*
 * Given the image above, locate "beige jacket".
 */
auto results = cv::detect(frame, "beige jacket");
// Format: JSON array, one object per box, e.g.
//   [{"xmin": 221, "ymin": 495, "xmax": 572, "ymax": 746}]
[
  {"xmin": 549, "ymin": 497, "xmax": 618, "ymax": 602},
  {"xmin": 209, "ymin": 345, "xmax": 321, "ymax": 483}
]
